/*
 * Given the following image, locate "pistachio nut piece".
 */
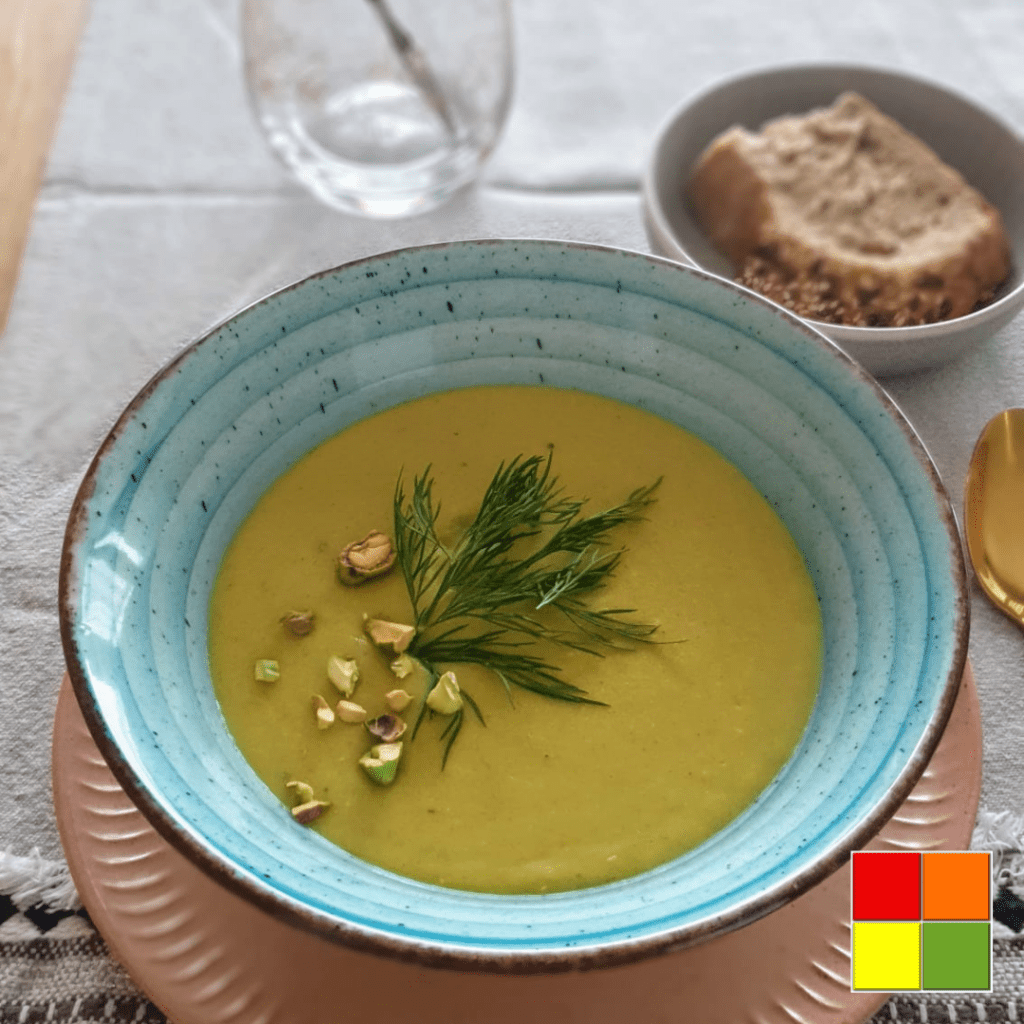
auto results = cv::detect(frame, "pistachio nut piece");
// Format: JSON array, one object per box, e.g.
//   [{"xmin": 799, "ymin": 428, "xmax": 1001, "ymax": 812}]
[
  {"xmin": 291, "ymin": 800, "xmax": 330, "ymax": 824},
  {"xmin": 337, "ymin": 531, "xmax": 396, "ymax": 586},
  {"xmin": 359, "ymin": 742, "xmax": 403, "ymax": 786},
  {"xmin": 327, "ymin": 655, "xmax": 359, "ymax": 697},
  {"xmin": 385, "ymin": 688, "xmax": 413, "ymax": 712},
  {"xmin": 336, "ymin": 700, "xmax": 367, "ymax": 723},
  {"xmin": 254, "ymin": 659, "xmax": 280, "ymax": 682},
  {"xmin": 389, "ymin": 653, "xmax": 417, "ymax": 679},
  {"xmin": 280, "ymin": 610, "xmax": 315, "ymax": 636},
  {"xmin": 285, "ymin": 780, "xmax": 315, "ymax": 805},
  {"xmin": 364, "ymin": 617, "xmax": 415, "ymax": 653},
  {"xmin": 426, "ymin": 670, "xmax": 462, "ymax": 715},
  {"xmin": 312, "ymin": 694, "xmax": 335, "ymax": 730},
  {"xmin": 365, "ymin": 714, "xmax": 407, "ymax": 743}
]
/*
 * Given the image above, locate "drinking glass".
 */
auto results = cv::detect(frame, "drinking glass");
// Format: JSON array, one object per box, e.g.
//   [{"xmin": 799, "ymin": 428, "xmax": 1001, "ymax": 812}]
[{"xmin": 242, "ymin": 0, "xmax": 514, "ymax": 218}]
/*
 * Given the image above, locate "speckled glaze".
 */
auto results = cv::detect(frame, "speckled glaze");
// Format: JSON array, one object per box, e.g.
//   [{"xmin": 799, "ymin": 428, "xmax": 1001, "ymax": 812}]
[{"xmin": 59, "ymin": 239, "xmax": 969, "ymax": 971}]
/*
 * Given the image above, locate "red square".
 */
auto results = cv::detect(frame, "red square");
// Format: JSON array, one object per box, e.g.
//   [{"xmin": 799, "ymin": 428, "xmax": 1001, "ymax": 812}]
[{"xmin": 852, "ymin": 851, "xmax": 921, "ymax": 920}]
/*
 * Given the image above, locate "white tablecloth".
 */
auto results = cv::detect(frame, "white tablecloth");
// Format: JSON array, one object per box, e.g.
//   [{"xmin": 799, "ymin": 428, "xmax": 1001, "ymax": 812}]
[{"xmin": 3, "ymin": 0, "xmax": 1024, "ymax": 1018}]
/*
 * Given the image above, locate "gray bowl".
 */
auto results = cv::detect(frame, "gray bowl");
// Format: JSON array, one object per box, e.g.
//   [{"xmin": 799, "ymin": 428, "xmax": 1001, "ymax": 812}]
[{"xmin": 642, "ymin": 63, "xmax": 1024, "ymax": 377}]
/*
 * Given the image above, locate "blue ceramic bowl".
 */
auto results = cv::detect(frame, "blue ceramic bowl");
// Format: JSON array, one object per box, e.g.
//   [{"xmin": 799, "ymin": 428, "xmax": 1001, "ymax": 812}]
[{"xmin": 60, "ymin": 239, "xmax": 968, "ymax": 971}]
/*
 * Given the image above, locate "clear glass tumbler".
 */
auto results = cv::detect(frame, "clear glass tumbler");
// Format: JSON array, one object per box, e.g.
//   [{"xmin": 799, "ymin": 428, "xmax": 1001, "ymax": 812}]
[{"xmin": 242, "ymin": 0, "xmax": 514, "ymax": 218}]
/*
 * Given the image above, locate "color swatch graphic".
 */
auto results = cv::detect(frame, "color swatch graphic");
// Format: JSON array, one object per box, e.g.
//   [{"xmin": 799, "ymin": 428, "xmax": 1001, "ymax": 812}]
[{"xmin": 851, "ymin": 851, "xmax": 991, "ymax": 991}]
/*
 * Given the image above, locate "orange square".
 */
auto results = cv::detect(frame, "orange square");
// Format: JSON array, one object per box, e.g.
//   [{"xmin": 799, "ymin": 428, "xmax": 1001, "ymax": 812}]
[{"xmin": 922, "ymin": 853, "xmax": 990, "ymax": 921}]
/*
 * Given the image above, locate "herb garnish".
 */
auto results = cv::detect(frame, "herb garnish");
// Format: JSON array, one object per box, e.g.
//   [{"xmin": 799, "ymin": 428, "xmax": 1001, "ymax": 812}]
[{"xmin": 392, "ymin": 452, "xmax": 662, "ymax": 763}]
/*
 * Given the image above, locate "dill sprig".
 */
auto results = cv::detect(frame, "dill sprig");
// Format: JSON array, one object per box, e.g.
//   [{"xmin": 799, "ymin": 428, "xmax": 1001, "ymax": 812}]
[{"xmin": 393, "ymin": 452, "xmax": 662, "ymax": 762}]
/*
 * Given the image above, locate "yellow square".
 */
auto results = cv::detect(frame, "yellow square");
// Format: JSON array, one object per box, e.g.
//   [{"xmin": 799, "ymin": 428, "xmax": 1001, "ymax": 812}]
[{"xmin": 853, "ymin": 921, "xmax": 921, "ymax": 990}]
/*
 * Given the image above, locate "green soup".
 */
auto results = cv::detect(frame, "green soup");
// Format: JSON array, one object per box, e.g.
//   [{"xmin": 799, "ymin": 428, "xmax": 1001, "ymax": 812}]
[{"xmin": 208, "ymin": 386, "xmax": 822, "ymax": 894}]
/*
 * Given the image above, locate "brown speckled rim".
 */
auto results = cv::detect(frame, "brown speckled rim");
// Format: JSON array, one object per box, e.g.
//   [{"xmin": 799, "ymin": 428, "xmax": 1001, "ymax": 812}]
[{"xmin": 59, "ymin": 239, "xmax": 970, "ymax": 974}]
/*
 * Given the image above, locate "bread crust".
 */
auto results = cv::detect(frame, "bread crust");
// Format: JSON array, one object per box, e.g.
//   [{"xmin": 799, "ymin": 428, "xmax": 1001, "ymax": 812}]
[{"xmin": 689, "ymin": 93, "xmax": 1011, "ymax": 327}]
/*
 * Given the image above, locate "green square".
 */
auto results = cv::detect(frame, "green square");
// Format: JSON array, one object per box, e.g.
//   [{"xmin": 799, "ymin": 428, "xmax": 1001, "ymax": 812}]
[{"xmin": 921, "ymin": 922, "xmax": 990, "ymax": 991}]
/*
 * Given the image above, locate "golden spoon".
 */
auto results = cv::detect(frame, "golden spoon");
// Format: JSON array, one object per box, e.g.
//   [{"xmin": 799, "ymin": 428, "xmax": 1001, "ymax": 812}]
[{"xmin": 964, "ymin": 408, "xmax": 1024, "ymax": 630}]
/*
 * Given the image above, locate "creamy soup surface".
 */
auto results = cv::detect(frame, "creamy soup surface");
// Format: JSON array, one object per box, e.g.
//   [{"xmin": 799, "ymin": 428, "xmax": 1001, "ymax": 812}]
[{"xmin": 208, "ymin": 386, "xmax": 822, "ymax": 894}]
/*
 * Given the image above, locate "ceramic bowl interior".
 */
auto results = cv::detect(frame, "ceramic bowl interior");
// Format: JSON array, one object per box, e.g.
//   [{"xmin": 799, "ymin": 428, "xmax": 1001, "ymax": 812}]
[
  {"xmin": 642, "ymin": 63, "xmax": 1024, "ymax": 378},
  {"xmin": 60, "ymin": 239, "xmax": 968, "ymax": 971}
]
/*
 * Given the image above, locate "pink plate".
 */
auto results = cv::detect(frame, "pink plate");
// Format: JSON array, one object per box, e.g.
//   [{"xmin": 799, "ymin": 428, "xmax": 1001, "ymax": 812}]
[{"xmin": 53, "ymin": 663, "xmax": 982, "ymax": 1024}]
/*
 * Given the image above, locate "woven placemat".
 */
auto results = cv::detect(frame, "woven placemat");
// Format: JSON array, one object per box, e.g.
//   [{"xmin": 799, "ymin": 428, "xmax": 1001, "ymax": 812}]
[
  {"xmin": 0, "ymin": 895, "xmax": 166, "ymax": 1023},
  {"xmin": 3, "ymin": 891, "xmax": 1023, "ymax": 1024}
]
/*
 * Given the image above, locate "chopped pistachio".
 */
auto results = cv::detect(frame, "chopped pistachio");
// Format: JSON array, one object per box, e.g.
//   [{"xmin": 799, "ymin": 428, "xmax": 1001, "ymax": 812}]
[
  {"xmin": 327, "ymin": 655, "xmax": 359, "ymax": 697},
  {"xmin": 365, "ymin": 714, "xmax": 407, "ymax": 742},
  {"xmin": 285, "ymin": 780, "xmax": 315, "ymax": 804},
  {"xmin": 426, "ymin": 670, "xmax": 462, "ymax": 715},
  {"xmin": 336, "ymin": 700, "xmax": 367, "ymax": 723},
  {"xmin": 312, "ymin": 694, "xmax": 335, "ymax": 730},
  {"xmin": 385, "ymin": 688, "xmax": 413, "ymax": 712},
  {"xmin": 364, "ymin": 616, "xmax": 415, "ymax": 653},
  {"xmin": 280, "ymin": 610, "xmax": 315, "ymax": 636},
  {"xmin": 254, "ymin": 659, "xmax": 280, "ymax": 682},
  {"xmin": 337, "ymin": 531, "xmax": 396, "ymax": 586},
  {"xmin": 291, "ymin": 800, "xmax": 330, "ymax": 824},
  {"xmin": 359, "ymin": 742, "xmax": 403, "ymax": 786},
  {"xmin": 389, "ymin": 653, "xmax": 417, "ymax": 679}
]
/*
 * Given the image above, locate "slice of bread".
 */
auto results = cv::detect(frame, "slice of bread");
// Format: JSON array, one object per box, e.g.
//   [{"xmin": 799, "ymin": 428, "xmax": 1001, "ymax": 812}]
[{"xmin": 688, "ymin": 93, "xmax": 1010, "ymax": 327}]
